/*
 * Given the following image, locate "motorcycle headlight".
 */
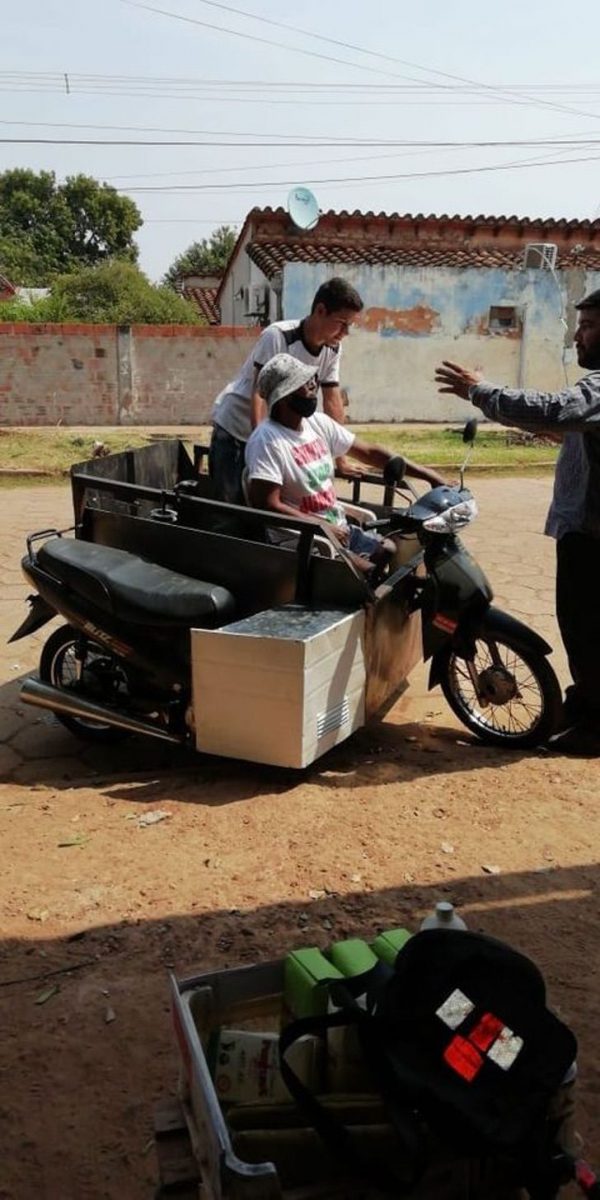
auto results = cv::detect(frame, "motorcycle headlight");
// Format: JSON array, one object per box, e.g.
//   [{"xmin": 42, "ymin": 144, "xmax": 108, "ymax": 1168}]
[{"xmin": 423, "ymin": 498, "xmax": 478, "ymax": 533}]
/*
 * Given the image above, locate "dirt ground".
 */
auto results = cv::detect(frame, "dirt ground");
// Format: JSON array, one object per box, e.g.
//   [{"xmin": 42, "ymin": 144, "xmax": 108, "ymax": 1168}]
[{"xmin": 0, "ymin": 477, "xmax": 599, "ymax": 1200}]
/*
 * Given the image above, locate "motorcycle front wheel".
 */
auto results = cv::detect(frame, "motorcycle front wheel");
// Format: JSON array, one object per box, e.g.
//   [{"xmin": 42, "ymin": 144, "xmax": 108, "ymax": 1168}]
[
  {"xmin": 438, "ymin": 619, "xmax": 562, "ymax": 748},
  {"xmin": 39, "ymin": 624, "xmax": 131, "ymax": 744}
]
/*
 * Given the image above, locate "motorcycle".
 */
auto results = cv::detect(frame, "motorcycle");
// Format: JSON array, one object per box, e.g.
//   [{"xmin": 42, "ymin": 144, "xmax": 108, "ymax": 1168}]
[{"xmin": 8, "ymin": 423, "xmax": 562, "ymax": 757}]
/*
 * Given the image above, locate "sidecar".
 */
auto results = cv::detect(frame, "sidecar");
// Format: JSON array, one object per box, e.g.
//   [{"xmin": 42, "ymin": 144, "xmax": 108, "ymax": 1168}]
[{"xmin": 54, "ymin": 437, "xmax": 423, "ymax": 768}]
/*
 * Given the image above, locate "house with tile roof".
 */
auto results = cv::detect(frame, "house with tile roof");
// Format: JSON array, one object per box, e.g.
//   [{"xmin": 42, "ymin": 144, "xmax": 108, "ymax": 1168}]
[
  {"xmin": 179, "ymin": 272, "xmax": 222, "ymax": 325},
  {"xmin": 215, "ymin": 207, "xmax": 600, "ymax": 421},
  {"xmin": 0, "ymin": 273, "xmax": 17, "ymax": 302}
]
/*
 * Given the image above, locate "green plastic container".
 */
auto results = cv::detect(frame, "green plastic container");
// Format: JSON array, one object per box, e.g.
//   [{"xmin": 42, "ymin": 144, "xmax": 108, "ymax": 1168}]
[
  {"xmin": 329, "ymin": 938, "xmax": 378, "ymax": 977},
  {"xmin": 283, "ymin": 948, "xmax": 342, "ymax": 1018},
  {"xmin": 371, "ymin": 927, "xmax": 412, "ymax": 966}
]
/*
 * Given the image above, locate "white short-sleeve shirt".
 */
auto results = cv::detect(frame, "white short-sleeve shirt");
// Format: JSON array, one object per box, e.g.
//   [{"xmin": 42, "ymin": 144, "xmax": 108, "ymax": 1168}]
[
  {"xmin": 245, "ymin": 412, "xmax": 354, "ymax": 527},
  {"xmin": 211, "ymin": 320, "xmax": 341, "ymax": 442}
]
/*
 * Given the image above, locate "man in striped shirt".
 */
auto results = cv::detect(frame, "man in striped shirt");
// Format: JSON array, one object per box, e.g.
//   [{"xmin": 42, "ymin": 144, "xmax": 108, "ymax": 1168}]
[{"xmin": 435, "ymin": 289, "xmax": 600, "ymax": 756}]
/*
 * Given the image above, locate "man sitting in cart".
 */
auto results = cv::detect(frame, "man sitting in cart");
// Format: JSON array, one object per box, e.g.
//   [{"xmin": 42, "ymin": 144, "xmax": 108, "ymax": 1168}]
[{"xmin": 245, "ymin": 353, "xmax": 447, "ymax": 569}]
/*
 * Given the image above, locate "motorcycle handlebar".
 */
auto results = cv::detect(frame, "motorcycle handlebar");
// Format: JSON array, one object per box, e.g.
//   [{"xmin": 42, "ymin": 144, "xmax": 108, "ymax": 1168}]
[{"xmin": 363, "ymin": 517, "xmax": 393, "ymax": 532}]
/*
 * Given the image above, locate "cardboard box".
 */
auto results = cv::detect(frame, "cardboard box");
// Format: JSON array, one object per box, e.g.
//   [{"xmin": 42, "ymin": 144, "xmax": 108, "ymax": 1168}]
[
  {"xmin": 192, "ymin": 606, "xmax": 366, "ymax": 768},
  {"xmin": 209, "ymin": 1028, "xmax": 323, "ymax": 1105}
]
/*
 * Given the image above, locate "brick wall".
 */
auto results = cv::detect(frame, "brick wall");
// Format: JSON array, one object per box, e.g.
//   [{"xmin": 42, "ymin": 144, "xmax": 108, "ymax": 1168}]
[{"xmin": 0, "ymin": 324, "xmax": 258, "ymax": 426}]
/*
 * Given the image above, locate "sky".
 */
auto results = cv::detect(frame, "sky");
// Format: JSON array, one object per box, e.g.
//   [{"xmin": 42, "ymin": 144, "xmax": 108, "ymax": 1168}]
[{"xmin": 3, "ymin": 0, "xmax": 600, "ymax": 281}]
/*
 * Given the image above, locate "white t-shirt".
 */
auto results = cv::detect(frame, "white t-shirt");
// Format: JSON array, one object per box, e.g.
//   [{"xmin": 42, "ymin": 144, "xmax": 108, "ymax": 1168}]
[
  {"xmin": 211, "ymin": 320, "xmax": 341, "ymax": 442},
  {"xmin": 245, "ymin": 412, "xmax": 354, "ymax": 527}
]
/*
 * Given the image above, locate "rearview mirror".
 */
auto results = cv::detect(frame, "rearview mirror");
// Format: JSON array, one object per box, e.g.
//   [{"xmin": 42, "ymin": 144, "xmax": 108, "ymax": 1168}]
[{"xmin": 462, "ymin": 417, "xmax": 479, "ymax": 445}]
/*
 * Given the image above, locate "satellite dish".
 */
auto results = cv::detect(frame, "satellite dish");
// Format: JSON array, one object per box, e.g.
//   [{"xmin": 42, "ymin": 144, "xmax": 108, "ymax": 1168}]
[{"xmin": 287, "ymin": 186, "xmax": 320, "ymax": 232}]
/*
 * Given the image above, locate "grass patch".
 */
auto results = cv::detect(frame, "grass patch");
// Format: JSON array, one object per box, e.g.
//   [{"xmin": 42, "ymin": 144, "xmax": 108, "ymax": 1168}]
[
  {"xmin": 352, "ymin": 426, "xmax": 558, "ymax": 472},
  {"xmin": 0, "ymin": 424, "xmax": 558, "ymax": 480},
  {"xmin": 0, "ymin": 429, "xmax": 157, "ymax": 474}
]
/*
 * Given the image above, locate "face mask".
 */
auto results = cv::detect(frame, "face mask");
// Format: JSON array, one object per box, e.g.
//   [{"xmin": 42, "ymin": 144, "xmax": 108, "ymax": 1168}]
[{"xmin": 288, "ymin": 394, "xmax": 317, "ymax": 418}]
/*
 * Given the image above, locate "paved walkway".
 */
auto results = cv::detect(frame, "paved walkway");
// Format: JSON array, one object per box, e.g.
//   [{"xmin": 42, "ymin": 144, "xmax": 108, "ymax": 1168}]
[{"xmin": 0, "ymin": 477, "xmax": 567, "ymax": 783}]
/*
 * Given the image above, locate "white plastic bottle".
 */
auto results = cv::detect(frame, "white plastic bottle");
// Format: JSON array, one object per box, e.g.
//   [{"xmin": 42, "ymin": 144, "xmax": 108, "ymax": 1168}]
[{"xmin": 420, "ymin": 900, "xmax": 467, "ymax": 931}]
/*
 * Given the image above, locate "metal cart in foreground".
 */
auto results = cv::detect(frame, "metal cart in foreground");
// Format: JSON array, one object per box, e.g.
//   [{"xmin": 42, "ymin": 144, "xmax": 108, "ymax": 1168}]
[{"xmin": 157, "ymin": 955, "xmax": 580, "ymax": 1200}]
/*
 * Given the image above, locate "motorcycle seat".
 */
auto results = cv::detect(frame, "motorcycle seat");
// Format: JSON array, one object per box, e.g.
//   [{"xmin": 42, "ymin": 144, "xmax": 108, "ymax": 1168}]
[{"xmin": 36, "ymin": 538, "xmax": 235, "ymax": 626}]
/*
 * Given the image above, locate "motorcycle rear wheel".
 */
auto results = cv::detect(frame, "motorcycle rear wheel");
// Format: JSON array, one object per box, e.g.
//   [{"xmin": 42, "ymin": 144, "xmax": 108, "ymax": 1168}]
[
  {"xmin": 39, "ymin": 624, "xmax": 132, "ymax": 744},
  {"xmin": 439, "ymin": 621, "xmax": 562, "ymax": 748}
]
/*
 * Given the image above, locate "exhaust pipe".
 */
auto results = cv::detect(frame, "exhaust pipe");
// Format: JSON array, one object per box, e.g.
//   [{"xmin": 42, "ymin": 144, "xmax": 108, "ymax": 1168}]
[{"xmin": 21, "ymin": 678, "xmax": 185, "ymax": 745}]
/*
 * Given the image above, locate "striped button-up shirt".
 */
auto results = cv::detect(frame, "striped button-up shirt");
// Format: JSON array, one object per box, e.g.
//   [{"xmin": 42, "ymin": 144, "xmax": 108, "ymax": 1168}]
[{"xmin": 470, "ymin": 372, "xmax": 600, "ymax": 539}]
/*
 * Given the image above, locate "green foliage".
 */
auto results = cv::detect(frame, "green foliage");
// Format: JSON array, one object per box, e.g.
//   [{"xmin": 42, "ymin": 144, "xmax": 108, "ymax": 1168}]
[
  {"xmin": 163, "ymin": 224, "xmax": 237, "ymax": 289},
  {"xmin": 0, "ymin": 295, "xmax": 45, "ymax": 322},
  {"xmin": 0, "ymin": 169, "xmax": 142, "ymax": 285},
  {"xmin": 0, "ymin": 262, "xmax": 202, "ymax": 325}
]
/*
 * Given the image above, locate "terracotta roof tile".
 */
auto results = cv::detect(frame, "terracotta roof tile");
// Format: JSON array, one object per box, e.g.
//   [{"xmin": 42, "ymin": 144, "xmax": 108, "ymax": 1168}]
[
  {"xmin": 246, "ymin": 205, "xmax": 600, "ymax": 230},
  {"xmin": 246, "ymin": 239, "xmax": 600, "ymax": 276},
  {"xmin": 183, "ymin": 286, "xmax": 221, "ymax": 324},
  {"xmin": 0, "ymin": 273, "xmax": 16, "ymax": 296},
  {"xmin": 217, "ymin": 206, "xmax": 600, "ymax": 302}
]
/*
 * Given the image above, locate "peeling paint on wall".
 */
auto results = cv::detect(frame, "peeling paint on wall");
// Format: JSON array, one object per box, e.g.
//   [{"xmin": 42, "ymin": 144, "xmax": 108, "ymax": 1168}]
[
  {"xmin": 359, "ymin": 304, "xmax": 440, "ymax": 337},
  {"xmin": 282, "ymin": 260, "xmax": 600, "ymax": 420}
]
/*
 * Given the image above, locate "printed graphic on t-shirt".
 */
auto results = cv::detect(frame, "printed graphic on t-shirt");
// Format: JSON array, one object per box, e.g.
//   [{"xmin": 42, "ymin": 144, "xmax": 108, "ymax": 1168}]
[{"xmin": 292, "ymin": 436, "xmax": 342, "ymax": 522}]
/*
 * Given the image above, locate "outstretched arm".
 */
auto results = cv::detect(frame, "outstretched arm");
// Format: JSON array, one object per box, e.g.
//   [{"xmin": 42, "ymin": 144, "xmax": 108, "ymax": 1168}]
[
  {"xmin": 350, "ymin": 439, "xmax": 447, "ymax": 488},
  {"xmin": 435, "ymin": 360, "xmax": 600, "ymax": 432}
]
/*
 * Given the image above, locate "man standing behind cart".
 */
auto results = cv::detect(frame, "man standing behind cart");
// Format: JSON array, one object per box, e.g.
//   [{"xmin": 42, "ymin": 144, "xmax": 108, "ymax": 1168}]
[
  {"xmin": 435, "ymin": 287, "xmax": 600, "ymax": 756},
  {"xmin": 209, "ymin": 277, "xmax": 363, "ymax": 504}
]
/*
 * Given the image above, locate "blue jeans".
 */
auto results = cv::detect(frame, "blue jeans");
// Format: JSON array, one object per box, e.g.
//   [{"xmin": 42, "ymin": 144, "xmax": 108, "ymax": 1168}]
[
  {"xmin": 208, "ymin": 424, "xmax": 246, "ymax": 505},
  {"xmin": 347, "ymin": 524, "xmax": 383, "ymax": 559}
]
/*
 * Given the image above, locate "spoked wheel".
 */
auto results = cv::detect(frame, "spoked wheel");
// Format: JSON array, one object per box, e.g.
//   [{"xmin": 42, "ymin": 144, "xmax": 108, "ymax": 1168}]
[
  {"xmin": 439, "ymin": 621, "xmax": 562, "ymax": 748},
  {"xmin": 39, "ymin": 624, "xmax": 131, "ymax": 743}
]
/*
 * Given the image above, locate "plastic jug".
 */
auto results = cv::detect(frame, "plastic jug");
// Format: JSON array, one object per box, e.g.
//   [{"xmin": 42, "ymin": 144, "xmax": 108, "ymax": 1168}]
[{"xmin": 420, "ymin": 900, "xmax": 467, "ymax": 931}]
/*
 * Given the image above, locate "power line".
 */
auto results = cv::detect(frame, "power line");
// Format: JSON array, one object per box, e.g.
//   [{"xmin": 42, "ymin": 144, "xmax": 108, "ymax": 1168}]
[
  {"xmin": 122, "ymin": 141, "xmax": 583, "ymax": 187},
  {"xmin": 2, "ymin": 71, "xmax": 600, "ymax": 94},
  {"xmin": 104, "ymin": 146, "xmax": 492, "ymax": 184},
  {"xmin": 117, "ymin": 151, "xmax": 600, "ymax": 192},
  {"xmin": 121, "ymin": 0, "xmax": 600, "ymax": 122},
  {"xmin": 121, "ymin": 0, "xmax": 424, "ymax": 84},
  {"xmin": 1, "ymin": 83, "xmax": 578, "ymax": 107},
  {"xmin": 144, "ymin": 217, "xmax": 240, "ymax": 223},
  {"xmin": 2, "ymin": 133, "xmax": 599, "ymax": 149},
  {"xmin": 136, "ymin": 146, "xmax": 583, "ymax": 212}
]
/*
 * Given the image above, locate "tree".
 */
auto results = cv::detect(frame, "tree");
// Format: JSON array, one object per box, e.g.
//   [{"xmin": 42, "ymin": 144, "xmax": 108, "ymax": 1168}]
[
  {"xmin": 163, "ymin": 225, "xmax": 237, "ymax": 289},
  {"xmin": 0, "ymin": 169, "xmax": 142, "ymax": 285},
  {"xmin": 0, "ymin": 262, "xmax": 202, "ymax": 325}
]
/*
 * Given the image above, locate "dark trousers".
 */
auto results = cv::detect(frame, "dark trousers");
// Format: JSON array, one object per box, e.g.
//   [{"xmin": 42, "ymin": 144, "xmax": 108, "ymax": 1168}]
[
  {"xmin": 556, "ymin": 532, "xmax": 600, "ymax": 724},
  {"xmin": 208, "ymin": 424, "xmax": 246, "ymax": 505}
]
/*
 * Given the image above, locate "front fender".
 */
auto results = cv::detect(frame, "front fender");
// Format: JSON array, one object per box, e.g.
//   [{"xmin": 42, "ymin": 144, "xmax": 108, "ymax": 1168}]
[
  {"xmin": 428, "ymin": 605, "xmax": 553, "ymax": 689},
  {"xmin": 477, "ymin": 606, "xmax": 554, "ymax": 657}
]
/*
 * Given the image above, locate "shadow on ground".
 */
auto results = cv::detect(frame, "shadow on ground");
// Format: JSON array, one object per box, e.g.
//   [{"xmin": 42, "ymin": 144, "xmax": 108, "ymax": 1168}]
[{"xmin": 0, "ymin": 864, "xmax": 598, "ymax": 1199}]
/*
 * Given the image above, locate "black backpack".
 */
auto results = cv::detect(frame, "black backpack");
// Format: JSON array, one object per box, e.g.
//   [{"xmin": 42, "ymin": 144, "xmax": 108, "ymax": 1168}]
[{"xmin": 279, "ymin": 930, "xmax": 577, "ymax": 1197}]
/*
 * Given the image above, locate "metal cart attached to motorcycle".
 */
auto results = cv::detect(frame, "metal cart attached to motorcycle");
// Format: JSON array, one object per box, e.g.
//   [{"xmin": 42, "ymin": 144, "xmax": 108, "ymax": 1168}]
[{"xmin": 11, "ymin": 423, "xmax": 563, "ymax": 759}]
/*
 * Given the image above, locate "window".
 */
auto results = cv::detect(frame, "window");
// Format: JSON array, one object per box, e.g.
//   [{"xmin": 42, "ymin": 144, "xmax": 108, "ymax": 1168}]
[{"xmin": 488, "ymin": 305, "xmax": 520, "ymax": 333}]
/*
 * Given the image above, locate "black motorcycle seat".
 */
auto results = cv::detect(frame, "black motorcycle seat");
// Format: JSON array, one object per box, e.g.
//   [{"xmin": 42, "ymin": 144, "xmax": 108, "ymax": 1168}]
[{"xmin": 36, "ymin": 538, "xmax": 235, "ymax": 626}]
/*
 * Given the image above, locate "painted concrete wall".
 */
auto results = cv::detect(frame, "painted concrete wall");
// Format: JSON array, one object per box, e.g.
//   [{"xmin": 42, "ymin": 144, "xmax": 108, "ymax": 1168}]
[{"xmin": 283, "ymin": 263, "xmax": 600, "ymax": 423}]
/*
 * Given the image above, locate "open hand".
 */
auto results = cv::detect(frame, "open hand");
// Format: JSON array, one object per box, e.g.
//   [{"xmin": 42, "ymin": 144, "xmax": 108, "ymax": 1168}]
[{"xmin": 435, "ymin": 361, "xmax": 483, "ymax": 400}]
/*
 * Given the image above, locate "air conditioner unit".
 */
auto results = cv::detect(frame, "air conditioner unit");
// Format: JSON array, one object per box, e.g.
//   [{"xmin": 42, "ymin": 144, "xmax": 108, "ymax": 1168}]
[
  {"xmin": 244, "ymin": 284, "xmax": 269, "ymax": 315},
  {"xmin": 523, "ymin": 243, "xmax": 558, "ymax": 270}
]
